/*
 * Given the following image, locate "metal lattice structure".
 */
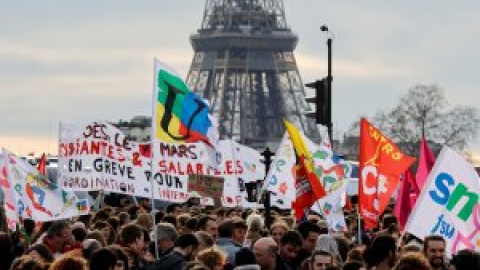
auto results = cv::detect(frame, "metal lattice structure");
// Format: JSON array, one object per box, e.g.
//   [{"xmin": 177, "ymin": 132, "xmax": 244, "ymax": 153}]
[{"xmin": 186, "ymin": 0, "xmax": 320, "ymax": 149}]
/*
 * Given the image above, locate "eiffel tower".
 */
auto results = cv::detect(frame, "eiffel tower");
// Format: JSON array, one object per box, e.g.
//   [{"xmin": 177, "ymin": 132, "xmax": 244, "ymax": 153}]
[{"xmin": 186, "ymin": 0, "xmax": 320, "ymax": 149}]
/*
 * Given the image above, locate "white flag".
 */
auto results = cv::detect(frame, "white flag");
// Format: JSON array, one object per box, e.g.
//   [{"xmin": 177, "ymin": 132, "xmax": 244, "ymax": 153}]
[
  {"xmin": 405, "ymin": 146, "xmax": 480, "ymax": 254},
  {"xmin": 3, "ymin": 149, "xmax": 89, "ymax": 222}
]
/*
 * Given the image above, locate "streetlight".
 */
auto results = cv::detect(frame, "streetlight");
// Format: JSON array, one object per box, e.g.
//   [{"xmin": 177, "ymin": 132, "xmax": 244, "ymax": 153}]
[{"xmin": 321, "ymin": 25, "xmax": 334, "ymax": 146}]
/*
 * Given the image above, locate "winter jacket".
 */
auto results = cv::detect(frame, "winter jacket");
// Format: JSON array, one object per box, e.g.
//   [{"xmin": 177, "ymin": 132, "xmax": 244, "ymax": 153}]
[
  {"xmin": 216, "ymin": 238, "xmax": 242, "ymax": 265},
  {"xmin": 148, "ymin": 250, "xmax": 187, "ymax": 270}
]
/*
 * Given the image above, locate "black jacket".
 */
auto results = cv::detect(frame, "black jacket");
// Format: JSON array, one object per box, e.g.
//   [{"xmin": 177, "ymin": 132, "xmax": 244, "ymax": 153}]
[
  {"xmin": 275, "ymin": 254, "xmax": 293, "ymax": 270},
  {"xmin": 149, "ymin": 251, "xmax": 187, "ymax": 270}
]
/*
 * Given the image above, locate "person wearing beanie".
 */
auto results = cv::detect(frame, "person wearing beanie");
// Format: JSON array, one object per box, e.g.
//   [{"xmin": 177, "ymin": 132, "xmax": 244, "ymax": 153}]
[{"xmin": 234, "ymin": 247, "xmax": 261, "ymax": 270}]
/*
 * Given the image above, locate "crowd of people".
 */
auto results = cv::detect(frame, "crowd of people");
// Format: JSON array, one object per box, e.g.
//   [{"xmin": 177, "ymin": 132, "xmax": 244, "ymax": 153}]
[{"xmin": 0, "ymin": 196, "xmax": 479, "ymax": 270}]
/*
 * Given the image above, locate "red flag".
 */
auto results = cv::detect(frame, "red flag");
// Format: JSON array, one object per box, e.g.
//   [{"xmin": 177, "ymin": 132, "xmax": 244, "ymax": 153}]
[
  {"xmin": 415, "ymin": 135, "xmax": 435, "ymax": 193},
  {"xmin": 37, "ymin": 153, "xmax": 47, "ymax": 175},
  {"xmin": 359, "ymin": 118, "xmax": 415, "ymax": 229},
  {"xmin": 284, "ymin": 120, "xmax": 327, "ymax": 220},
  {"xmin": 292, "ymin": 161, "xmax": 317, "ymax": 221},
  {"xmin": 345, "ymin": 196, "xmax": 353, "ymax": 212},
  {"xmin": 394, "ymin": 169, "xmax": 414, "ymax": 230}
]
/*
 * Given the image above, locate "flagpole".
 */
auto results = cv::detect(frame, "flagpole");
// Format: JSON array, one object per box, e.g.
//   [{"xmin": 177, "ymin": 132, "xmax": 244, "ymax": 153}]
[
  {"xmin": 150, "ymin": 58, "xmax": 159, "ymax": 260},
  {"xmin": 357, "ymin": 207, "xmax": 362, "ymax": 245}
]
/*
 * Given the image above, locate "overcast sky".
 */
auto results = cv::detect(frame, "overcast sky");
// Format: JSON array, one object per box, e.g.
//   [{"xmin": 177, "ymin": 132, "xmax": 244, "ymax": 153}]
[{"xmin": 1, "ymin": 0, "xmax": 479, "ymax": 162}]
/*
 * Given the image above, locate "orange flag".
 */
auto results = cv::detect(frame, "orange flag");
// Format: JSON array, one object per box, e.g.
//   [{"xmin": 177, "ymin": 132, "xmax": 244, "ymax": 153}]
[{"xmin": 359, "ymin": 118, "xmax": 415, "ymax": 229}]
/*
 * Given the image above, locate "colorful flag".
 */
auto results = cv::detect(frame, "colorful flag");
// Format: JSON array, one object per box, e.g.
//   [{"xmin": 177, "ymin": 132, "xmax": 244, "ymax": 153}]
[
  {"xmin": 37, "ymin": 153, "xmax": 47, "ymax": 176},
  {"xmin": 284, "ymin": 120, "xmax": 327, "ymax": 220},
  {"xmin": 405, "ymin": 146, "xmax": 480, "ymax": 254},
  {"xmin": 311, "ymin": 124, "xmax": 353, "ymax": 195},
  {"xmin": 394, "ymin": 169, "xmax": 415, "ymax": 230},
  {"xmin": 153, "ymin": 59, "xmax": 219, "ymax": 147},
  {"xmin": 284, "ymin": 120, "xmax": 327, "ymax": 201},
  {"xmin": 3, "ymin": 148, "xmax": 89, "ymax": 222},
  {"xmin": 415, "ymin": 135, "xmax": 435, "ymax": 194},
  {"xmin": 359, "ymin": 118, "xmax": 415, "ymax": 229},
  {"xmin": 0, "ymin": 155, "xmax": 19, "ymax": 230},
  {"xmin": 263, "ymin": 133, "xmax": 296, "ymax": 209},
  {"xmin": 311, "ymin": 179, "xmax": 349, "ymax": 232}
]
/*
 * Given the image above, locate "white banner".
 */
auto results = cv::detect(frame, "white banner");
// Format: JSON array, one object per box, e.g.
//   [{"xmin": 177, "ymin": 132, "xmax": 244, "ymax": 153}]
[
  {"xmin": 59, "ymin": 122, "xmax": 152, "ymax": 198},
  {"xmin": 59, "ymin": 121, "xmax": 264, "ymax": 206},
  {"xmin": 151, "ymin": 140, "xmax": 264, "ymax": 206},
  {"xmin": 405, "ymin": 146, "xmax": 480, "ymax": 254},
  {"xmin": 3, "ymin": 149, "xmax": 89, "ymax": 222}
]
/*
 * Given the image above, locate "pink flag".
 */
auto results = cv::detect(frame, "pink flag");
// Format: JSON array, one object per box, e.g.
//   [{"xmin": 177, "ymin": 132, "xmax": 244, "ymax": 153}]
[
  {"xmin": 394, "ymin": 169, "xmax": 414, "ymax": 230},
  {"xmin": 415, "ymin": 136, "xmax": 435, "ymax": 192}
]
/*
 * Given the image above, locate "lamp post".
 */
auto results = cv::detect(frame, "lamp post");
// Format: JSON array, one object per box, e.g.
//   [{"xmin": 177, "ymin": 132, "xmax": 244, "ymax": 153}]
[
  {"xmin": 261, "ymin": 147, "xmax": 274, "ymax": 229},
  {"xmin": 321, "ymin": 25, "xmax": 334, "ymax": 146}
]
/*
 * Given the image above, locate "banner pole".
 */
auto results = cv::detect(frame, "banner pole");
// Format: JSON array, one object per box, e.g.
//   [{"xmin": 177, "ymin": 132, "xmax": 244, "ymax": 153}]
[
  {"xmin": 150, "ymin": 58, "xmax": 159, "ymax": 260},
  {"xmin": 357, "ymin": 206, "xmax": 362, "ymax": 245}
]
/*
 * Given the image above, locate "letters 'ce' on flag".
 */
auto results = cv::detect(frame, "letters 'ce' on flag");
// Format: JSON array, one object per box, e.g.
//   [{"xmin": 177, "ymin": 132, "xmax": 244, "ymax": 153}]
[
  {"xmin": 153, "ymin": 60, "xmax": 219, "ymax": 147},
  {"xmin": 359, "ymin": 118, "xmax": 415, "ymax": 229}
]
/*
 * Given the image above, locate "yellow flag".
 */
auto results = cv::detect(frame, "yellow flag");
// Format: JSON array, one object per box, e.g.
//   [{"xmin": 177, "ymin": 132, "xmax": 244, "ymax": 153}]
[{"xmin": 283, "ymin": 120, "xmax": 327, "ymax": 201}]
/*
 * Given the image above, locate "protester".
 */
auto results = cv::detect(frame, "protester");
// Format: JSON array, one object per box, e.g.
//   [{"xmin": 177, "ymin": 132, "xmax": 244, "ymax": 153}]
[
  {"xmin": 93, "ymin": 220, "xmax": 116, "ymax": 245},
  {"xmin": 196, "ymin": 246, "xmax": 228, "ymax": 270},
  {"xmin": 448, "ymin": 249, "xmax": 480, "ymax": 270},
  {"xmin": 391, "ymin": 252, "xmax": 432, "ymax": 270},
  {"xmin": 107, "ymin": 245, "xmax": 130, "ymax": 270},
  {"xmin": 270, "ymin": 221, "xmax": 289, "ymax": 246},
  {"xmin": 216, "ymin": 219, "xmax": 242, "ymax": 266},
  {"xmin": 234, "ymin": 247, "xmax": 261, "ymax": 270},
  {"xmin": 10, "ymin": 255, "xmax": 47, "ymax": 270},
  {"xmin": 363, "ymin": 234, "xmax": 397, "ymax": 270},
  {"xmin": 137, "ymin": 213, "xmax": 154, "ymax": 231},
  {"xmin": 86, "ymin": 230, "xmax": 108, "ymax": 247},
  {"xmin": 26, "ymin": 243, "xmax": 55, "ymax": 265},
  {"xmin": 82, "ymin": 239, "xmax": 103, "ymax": 260},
  {"xmin": 297, "ymin": 221, "xmax": 322, "ymax": 265},
  {"xmin": 153, "ymin": 222, "xmax": 178, "ymax": 259},
  {"xmin": 0, "ymin": 232, "xmax": 15, "ymax": 270},
  {"xmin": 310, "ymin": 249, "xmax": 334, "ymax": 270},
  {"xmin": 246, "ymin": 213, "xmax": 264, "ymax": 246},
  {"xmin": 232, "ymin": 217, "xmax": 249, "ymax": 245},
  {"xmin": 119, "ymin": 223, "xmax": 147, "ymax": 270},
  {"xmin": 48, "ymin": 255, "xmax": 88, "ymax": 270},
  {"xmin": 150, "ymin": 233, "xmax": 199, "ymax": 270},
  {"xmin": 197, "ymin": 216, "xmax": 219, "ymax": 240},
  {"xmin": 195, "ymin": 231, "xmax": 215, "ymax": 251},
  {"xmin": 166, "ymin": 203, "xmax": 183, "ymax": 217},
  {"xmin": 422, "ymin": 235, "xmax": 447, "ymax": 270},
  {"xmin": 89, "ymin": 247, "xmax": 123, "ymax": 270},
  {"xmin": 316, "ymin": 235, "xmax": 341, "ymax": 266},
  {"xmin": 279, "ymin": 230, "xmax": 303, "ymax": 268},
  {"xmin": 42, "ymin": 220, "xmax": 79, "ymax": 258},
  {"xmin": 253, "ymin": 237, "xmax": 288, "ymax": 270}
]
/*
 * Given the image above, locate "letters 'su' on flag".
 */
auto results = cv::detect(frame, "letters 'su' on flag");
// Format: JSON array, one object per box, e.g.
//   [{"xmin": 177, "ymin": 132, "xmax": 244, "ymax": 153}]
[
  {"xmin": 359, "ymin": 118, "xmax": 415, "ymax": 229},
  {"xmin": 284, "ymin": 120, "xmax": 327, "ymax": 220},
  {"xmin": 153, "ymin": 59, "xmax": 219, "ymax": 148}
]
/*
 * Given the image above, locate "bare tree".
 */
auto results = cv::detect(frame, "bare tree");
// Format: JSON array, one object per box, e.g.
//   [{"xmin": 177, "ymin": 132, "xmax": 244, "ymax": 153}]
[{"xmin": 345, "ymin": 84, "xmax": 480, "ymax": 157}]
